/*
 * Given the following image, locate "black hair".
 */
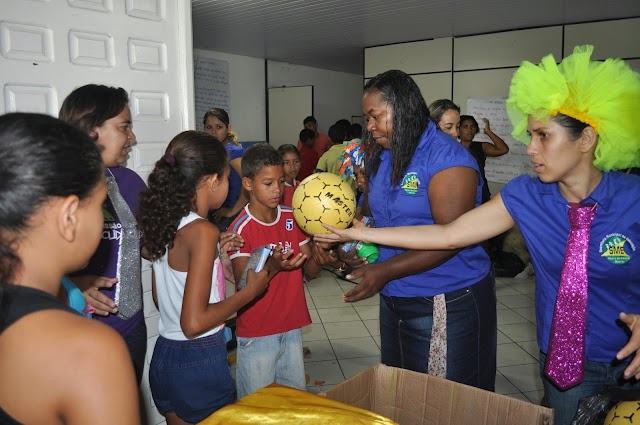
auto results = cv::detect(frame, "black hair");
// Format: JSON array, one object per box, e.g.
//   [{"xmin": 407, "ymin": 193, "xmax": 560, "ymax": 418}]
[
  {"xmin": 335, "ymin": 119, "xmax": 352, "ymax": 139},
  {"xmin": 202, "ymin": 107, "xmax": 230, "ymax": 127},
  {"xmin": 460, "ymin": 115, "xmax": 479, "ymax": 132},
  {"xmin": 551, "ymin": 113, "xmax": 590, "ymax": 140},
  {"xmin": 137, "ymin": 131, "xmax": 228, "ymax": 261},
  {"xmin": 363, "ymin": 70, "xmax": 430, "ymax": 185},
  {"xmin": 328, "ymin": 124, "xmax": 347, "ymax": 145},
  {"xmin": 350, "ymin": 123, "xmax": 362, "ymax": 138},
  {"xmin": 299, "ymin": 128, "xmax": 315, "ymax": 143},
  {"xmin": 241, "ymin": 143, "xmax": 283, "ymax": 179},
  {"xmin": 428, "ymin": 99, "xmax": 460, "ymax": 128},
  {"xmin": 278, "ymin": 144, "xmax": 300, "ymax": 158},
  {"xmin": 59, "ymin": 84, "xmax": 129, "ymax": 139},
  {"xmin": 303, "ymin": 116, "xmax": 316, "ymax": 125},
  {"xmin": 0, "ymin": 113, "xmax": 103, "ymax": 285}
]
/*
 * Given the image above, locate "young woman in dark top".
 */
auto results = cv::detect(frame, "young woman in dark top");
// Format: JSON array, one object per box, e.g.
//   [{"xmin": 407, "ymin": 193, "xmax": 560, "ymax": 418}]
[{"xmin": 0, "ymin": 113, "xmax": 139, "ymax": 425}]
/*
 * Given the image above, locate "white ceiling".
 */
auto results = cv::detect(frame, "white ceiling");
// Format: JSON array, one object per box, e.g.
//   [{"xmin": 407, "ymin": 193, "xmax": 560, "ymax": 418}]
[{"xmin": 191, "ymin": 0, "xmax": 640, "ymax": 75}]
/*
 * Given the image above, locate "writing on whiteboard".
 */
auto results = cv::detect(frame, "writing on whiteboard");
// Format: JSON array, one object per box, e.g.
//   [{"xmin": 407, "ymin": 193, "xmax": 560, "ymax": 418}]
[
  {"xmin": 467, "ymin": 98, "xmax": 536, "ymax": 184},
  {"xmin": 194, "ymin": 56, "xmax": 230, "ymax": 130}
]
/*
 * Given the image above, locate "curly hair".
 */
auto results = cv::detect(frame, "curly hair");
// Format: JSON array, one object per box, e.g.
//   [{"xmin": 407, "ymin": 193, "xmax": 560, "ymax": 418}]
[
  {"xmin": 138, "ymin": 131, "xmax": 228, "ymax": 261},
  {"xmin": 363, "ymin": 70, "xmax": 429, "ymax": 185},
  {"xmin": 0, "ymin": 113, "xmax": 103, "ymax": 286}
]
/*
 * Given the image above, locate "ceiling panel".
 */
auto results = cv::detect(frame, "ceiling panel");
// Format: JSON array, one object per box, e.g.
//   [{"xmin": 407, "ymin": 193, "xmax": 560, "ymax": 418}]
[{"xmin": 192, "ymin": 0, "xmax": 640, "ymax": 74}]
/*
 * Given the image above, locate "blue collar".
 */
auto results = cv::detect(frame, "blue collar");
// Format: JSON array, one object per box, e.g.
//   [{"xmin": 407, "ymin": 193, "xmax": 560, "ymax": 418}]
[{"xmin": 538, "ymin": 172, "xmax": 611, "ymax": 211}]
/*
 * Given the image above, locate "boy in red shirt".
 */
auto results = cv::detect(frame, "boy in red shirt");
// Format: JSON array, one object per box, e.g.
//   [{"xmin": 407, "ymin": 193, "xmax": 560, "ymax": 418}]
[{"xmin": 228, "ymin": 143, "xmax": 322, "ymax": 399}]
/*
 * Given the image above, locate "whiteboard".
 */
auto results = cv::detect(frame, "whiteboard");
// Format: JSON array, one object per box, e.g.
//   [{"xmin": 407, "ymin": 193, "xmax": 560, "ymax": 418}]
[
  {"xmin": 268, "ymin": 86, "xmax": 313, "ymax": 148},
  {"xmin": 194, "ymin": 56, "xmax": 230, "ymax": 131},
  {"xmin": 467, "ymin": 98, "xmax": 536, "ymax": 184}
]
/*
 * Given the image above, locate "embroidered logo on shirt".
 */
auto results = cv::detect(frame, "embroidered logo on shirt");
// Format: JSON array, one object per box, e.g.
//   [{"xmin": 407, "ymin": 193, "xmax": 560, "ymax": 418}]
[
  {"xmin": 401, "ymin": 172, "xmax": 420, "ymax": 195},
  {"xmin": 286, "ymin": 218, "xmax": 294, "ymax": 231},
  {"xmin": 599, "ymin": 233, "xmax": 635, "ymax": 265}
]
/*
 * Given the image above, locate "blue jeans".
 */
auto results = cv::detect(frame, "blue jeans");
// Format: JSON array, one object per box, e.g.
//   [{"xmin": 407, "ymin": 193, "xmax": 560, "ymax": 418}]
[
  {"xmin": 380, "ymin": 273, "xmax": 496, "ymax": 390},
  {"xmin": 539, "ymin": 352, "xmax": 640, "ymax": 425},
  {"xmin": 150, "ymin": 331, "xmax": 235, "ymax": 423},
  {"xmin": 236, "ymin": 328, "xmax": 305, "ymax": 399}
]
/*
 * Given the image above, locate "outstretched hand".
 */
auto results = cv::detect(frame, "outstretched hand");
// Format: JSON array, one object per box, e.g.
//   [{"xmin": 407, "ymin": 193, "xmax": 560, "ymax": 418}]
[
  {"xmin": 617, "ymin": 312, "xmax": 640, "ymax": 379},
  {"xmin": 268, "ymin": 244, "xmax": 306, "ymax": 273},
  {"xmin": 314, "ymin": 218, "xmax": 367, "ymax": 244},
  {"xmin": 341, "ymin": 263, "xmax": 388, "ymax": 302}
]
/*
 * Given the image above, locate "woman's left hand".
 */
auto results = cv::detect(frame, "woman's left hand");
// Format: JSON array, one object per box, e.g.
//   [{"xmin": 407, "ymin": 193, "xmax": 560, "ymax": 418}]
[{"xmin": 617, "ymin": 312, "xmax": 640, "ymax": 379}]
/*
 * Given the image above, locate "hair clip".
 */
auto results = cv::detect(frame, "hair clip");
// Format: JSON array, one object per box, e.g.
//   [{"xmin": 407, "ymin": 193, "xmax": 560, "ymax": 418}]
[{"xmin": 163, "ymin": 153, "xmax": 176, "ymax": 167}]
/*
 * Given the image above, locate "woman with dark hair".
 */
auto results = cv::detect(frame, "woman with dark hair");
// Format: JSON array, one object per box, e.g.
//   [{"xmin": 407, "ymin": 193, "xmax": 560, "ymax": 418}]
[
  {"xmin": 428, "ymin": 99, "xmax": 461, "ymax": 139},
  {"xmin": 203, "ymin": 108, "xmax": 249, "ymax": 230},
  {"xmin": 342, "ymin": 69, "xmax": 496, "ymax": 390},
  {"xmin": 59, "ymin": 84, "xmax": 148, "ymax": 384},
  {"xmin": 459, "ymin": 115, "xmax": 510, "ymax": 203},
  {"xmin": 0, "ymin": 113, "xmax": 139, "ymax": 424},
  {"xmin": 318, "ymin": 46, "xmax": 640, "ymax": 425}
]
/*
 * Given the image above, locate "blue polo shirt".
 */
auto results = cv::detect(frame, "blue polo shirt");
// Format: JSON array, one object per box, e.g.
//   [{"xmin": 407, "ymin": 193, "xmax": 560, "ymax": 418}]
[
  {"xmin": 501, "ymin": 172, "xmax": 640, "ymax": 362},
  {"xmin": 368, "ymin": 122, "xmax": 491, "ymax": 297},
  {"xmin": 224, "ymin": 141, "xmax": 244, "ymax": 208}
]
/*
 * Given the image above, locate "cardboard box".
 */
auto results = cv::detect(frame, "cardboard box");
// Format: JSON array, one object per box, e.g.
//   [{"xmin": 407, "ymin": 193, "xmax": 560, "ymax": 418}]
[{"xmin": 320, "ymin": 364, "xmax": 553, "ymax": 425}]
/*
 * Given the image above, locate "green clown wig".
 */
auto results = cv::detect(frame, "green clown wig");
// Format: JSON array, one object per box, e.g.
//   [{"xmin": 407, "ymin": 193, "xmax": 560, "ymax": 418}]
[{"xmin": 506, "ymin": 45, "xmax": 640, "ymax": 171}]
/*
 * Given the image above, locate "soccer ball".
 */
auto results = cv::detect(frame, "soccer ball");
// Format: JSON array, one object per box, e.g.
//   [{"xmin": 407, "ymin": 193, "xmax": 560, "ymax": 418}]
[
  {"xmin": 605, "ymin": 401, "xmax": 640, "ymax": 424},
  {"xmin": 292, "ymin": 172, "xmax": 356, "ymax": 235}
]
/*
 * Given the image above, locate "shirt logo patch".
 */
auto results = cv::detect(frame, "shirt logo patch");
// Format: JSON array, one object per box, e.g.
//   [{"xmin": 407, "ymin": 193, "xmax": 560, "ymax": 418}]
[
  {"xmin": 401, "ymin": 172, "xmax": 420, "ymax": 195},
  {"xmin": 286, "ymin": 218, "xmax": 294, "ymax": 231},
  {"xmin": 599, "ymin": 233, "xmax": 635, "ymax": 265}
]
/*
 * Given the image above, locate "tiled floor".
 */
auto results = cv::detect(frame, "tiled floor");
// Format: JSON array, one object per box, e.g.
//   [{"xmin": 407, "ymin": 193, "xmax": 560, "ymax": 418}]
[{"xmin": 289, "ymin": 269, "xmax": 544, "ymax": 403}]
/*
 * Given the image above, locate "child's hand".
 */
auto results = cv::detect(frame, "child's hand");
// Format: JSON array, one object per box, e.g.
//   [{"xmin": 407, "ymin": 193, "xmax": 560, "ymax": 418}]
[
  {"xmin": 220, "ymin": 231, "xmax": 244, "ymax": 252},
  {"xmin": 268, "ymin": 244, "xmax": 306, "ymax": 272},
  {"xmin": 244, "ymin": 268, "xmax": 270, "ymax": 298},
  {"xmin": 310, "ymin": 241, "xmax": 341, "ymax": 268}
]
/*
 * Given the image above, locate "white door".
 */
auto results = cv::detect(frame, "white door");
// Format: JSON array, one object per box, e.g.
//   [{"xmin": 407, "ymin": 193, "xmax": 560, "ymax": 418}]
[{"xmin": 1, "ymin": 1, "xmax": 194, "ymax": 424}]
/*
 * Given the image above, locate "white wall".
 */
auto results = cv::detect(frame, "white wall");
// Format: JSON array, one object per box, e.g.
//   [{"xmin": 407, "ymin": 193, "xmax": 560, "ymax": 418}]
[
  {"xmin": 267, "ymin": 60, "xmax": 363, "ymax": 135},
  {"xmin": 193, "ymin": 49, "xmax": 266, "ymax": 142}
]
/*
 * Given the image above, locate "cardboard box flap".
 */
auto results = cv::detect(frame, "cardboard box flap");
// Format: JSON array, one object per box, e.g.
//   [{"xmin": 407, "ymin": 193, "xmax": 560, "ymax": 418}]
[{"xmin": 320, "ymin": 364, "xmax": 553, "ymax": 425}]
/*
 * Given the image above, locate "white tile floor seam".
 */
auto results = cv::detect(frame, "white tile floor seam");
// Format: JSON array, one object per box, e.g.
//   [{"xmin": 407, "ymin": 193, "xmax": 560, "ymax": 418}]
[{"xmin": 301, "ymin": 271, "xmax": 544, "ymax": 403}]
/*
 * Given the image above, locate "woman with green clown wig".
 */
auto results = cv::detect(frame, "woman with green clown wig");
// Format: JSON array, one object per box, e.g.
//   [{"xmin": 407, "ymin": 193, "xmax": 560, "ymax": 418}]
[{"xmin": 315, "ymin": 45, "xmax": 640, "ymax": 425}]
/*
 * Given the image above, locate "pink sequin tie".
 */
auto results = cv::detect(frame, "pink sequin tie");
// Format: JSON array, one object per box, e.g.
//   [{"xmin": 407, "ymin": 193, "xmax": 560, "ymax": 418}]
[{"xmin": 544, "ymin": 203, "xmax": 596, "ymax": 390}]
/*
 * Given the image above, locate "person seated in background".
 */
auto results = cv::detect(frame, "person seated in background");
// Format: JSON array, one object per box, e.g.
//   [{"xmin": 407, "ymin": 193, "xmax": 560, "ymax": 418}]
[
  {"xmin": 278, "ymin": 144, "xmax": 302, "ymax": 207},
  {"xmin": 297, "ymin": 129, "xmax": 319, "ymax": 181},
  {"xmin": 459, "ymin": 115, "xmax": 510, "ymax": 203},
  {"xmin": 297, "ymin": 116, "xmax": 331, "ymax": 157},
  {"xmin": 428, "ymin": 99, "xmax": 461, "ymax": 140},
  {"xmin": 316, "ymin": 124, "xmax": 350, "ymax": 178}
]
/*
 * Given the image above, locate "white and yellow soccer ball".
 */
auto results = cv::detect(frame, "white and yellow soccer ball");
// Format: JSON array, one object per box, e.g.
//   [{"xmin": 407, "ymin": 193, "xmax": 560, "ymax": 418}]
[
  {"xmin": 292, "ymin": 172, "xmax": 356, "ymax": 235},
  {"xmin": 605, "ymin": 401, "xmax": 640, "ymax": 424}
]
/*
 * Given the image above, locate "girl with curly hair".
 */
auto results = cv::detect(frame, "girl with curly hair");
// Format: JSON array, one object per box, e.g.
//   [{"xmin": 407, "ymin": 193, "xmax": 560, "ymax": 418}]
[
  {"xmin": 317, "ymin": 46, "xmax": 640, "ymax": 425},
  {"xmin": 138, "ymin": 131, "xmax": 270, "ymax": 425}
]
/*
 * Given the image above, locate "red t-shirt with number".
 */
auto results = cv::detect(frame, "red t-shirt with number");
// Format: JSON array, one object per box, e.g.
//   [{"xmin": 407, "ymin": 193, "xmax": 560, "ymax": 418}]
[{"xmin": 228, "ymin": 205, "xmax": 311, "ymax": 337}]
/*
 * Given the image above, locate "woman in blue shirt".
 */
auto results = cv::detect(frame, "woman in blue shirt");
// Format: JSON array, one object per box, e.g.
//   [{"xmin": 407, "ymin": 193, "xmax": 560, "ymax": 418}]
[
  {"xmin": 341, "ymin": 69, "xmax": 496, "ymax": 391},
  {"xmin": 318, "ymin": 46, "xmax": 640, "ymax": 425}
]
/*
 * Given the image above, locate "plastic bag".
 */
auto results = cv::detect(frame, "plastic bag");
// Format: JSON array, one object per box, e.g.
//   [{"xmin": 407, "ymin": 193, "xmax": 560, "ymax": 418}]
[{"xmin": 571, "ymin": 388, "xmax": 640, "ymax": 424}]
